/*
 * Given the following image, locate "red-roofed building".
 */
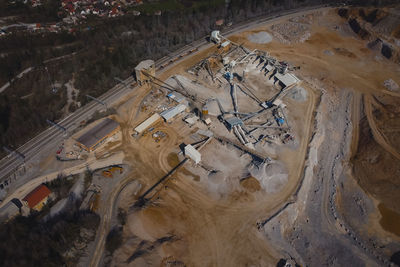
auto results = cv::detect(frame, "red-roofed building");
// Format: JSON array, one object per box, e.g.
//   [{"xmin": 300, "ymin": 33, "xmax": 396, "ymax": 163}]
[{"xmin": 22, "ymin": 184, "xmax": 52, "ymax": 211}]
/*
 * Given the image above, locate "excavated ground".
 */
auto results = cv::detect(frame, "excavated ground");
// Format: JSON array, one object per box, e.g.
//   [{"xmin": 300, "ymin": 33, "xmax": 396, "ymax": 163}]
[{"xmin": 106, "ymin": 6, "xmax": 400, "ymax": 267}]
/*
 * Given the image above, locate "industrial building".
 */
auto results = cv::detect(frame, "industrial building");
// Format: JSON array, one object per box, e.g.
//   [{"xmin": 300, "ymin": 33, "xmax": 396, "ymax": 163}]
[
  {"xmin": 135, "ymin": 59, "xmax": 156, "ymax": 85},
  {"xmin": 134, "ymin": 113, "xmax": 162, "ymax": 134},
  {"xmin": 167, "ymin": 92, "xmax": 186, "ymax": 103},
  {"xmin": 160, "ymin": 104, "xmax": 187, "ymax": 122},
  {"xmin": 225, "ymin": 117, "xmax": 244, "ymax": 131},
  {"xmin": 23, "ymin": 184, "xmax": 51, "ymax": 211},
  {"xmin": 184, "ymin": 144, "xmax": 201, "ymax": 164},
  {"xmin": 75, "ymin": 118, "xmax": 120, "ymax": 151},
  {"xmin": 210, "ymin": 30, "xmax": 221, "ymax": 43}
]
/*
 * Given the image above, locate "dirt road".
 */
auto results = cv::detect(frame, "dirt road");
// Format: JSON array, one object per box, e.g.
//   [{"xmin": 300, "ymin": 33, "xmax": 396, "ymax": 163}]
[
  {"xmin": 89, "ymin": 175, "xmax": 137, "ymax": 267},
  {"xmin": 364, "ymin": 94, "xmax": 400, "ymax": 160}
]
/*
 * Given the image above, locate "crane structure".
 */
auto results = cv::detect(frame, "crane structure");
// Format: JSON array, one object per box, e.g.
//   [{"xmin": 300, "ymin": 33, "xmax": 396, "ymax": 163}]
[
  {"xmin": 114, "ymin": 77, "xmax": 130, "ymax": 88},
  {"xmin": 3, "ymin": 146, "xmax": 25, "ymax": 163},
  {"xmin": 86, "ymin": 95, "xmax": 108, "ymax": 109},
  {"xmin": 46, "ymin": 119, "xmax": 67, "ymax": 134}
]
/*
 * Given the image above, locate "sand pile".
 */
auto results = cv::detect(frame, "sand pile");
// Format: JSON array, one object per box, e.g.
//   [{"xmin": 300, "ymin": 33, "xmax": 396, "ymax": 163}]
[
  {"xmin": 247, "ymin": 32, "xmax": 273, "ymax": 44},
  {"xmin": 240, "ymin": 177, "xmax": 261, "ymax": 192},
  {"xmin": 248, "ymin": 161, "xmax": 288, "ymax": 193}
]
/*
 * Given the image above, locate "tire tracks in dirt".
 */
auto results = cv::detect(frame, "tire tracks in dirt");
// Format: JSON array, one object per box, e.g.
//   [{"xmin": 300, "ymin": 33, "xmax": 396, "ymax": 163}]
[{"xmin": 364, "ymin": 94, "xmax": 400, "ymax": 161}]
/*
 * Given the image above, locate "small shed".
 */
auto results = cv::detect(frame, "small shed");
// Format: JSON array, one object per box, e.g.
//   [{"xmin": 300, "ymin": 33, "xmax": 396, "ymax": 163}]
[
  {"xmin": 220, "ymin": 41, "xmax": 231, "ymax": 52},
  {"xmin": 184, "ymin": 144, "xmax": 201, "ymax": 164},
  {"xmin": 272, "ymin": 99, "xmax": 286, "ymax": 108},
  {"xmin": 184, "ymin": 115, "xmax": 198, "ymax": 125}
]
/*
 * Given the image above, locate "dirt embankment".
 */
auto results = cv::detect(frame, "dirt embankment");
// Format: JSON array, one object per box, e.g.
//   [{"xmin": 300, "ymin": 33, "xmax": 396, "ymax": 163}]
[
  {"xmin": 353, "ymin": 93, "xmax": 400, "ymax": 237},
  {"xmin": 337, "ymin": 7, "xmax": 400, "ymax": 63}
]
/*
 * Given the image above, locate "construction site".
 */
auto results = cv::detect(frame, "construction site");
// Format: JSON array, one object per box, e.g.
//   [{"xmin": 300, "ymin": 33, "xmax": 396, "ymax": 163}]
[{"xmin": 1, "ymin": 4, "xmax": 400, "ymax": 267}]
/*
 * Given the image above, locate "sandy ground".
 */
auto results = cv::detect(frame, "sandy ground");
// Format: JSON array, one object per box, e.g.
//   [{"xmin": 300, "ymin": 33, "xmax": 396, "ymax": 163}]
[{"xmin": 105, "ymin": 7, "xmax": 400, "ymax": 267}]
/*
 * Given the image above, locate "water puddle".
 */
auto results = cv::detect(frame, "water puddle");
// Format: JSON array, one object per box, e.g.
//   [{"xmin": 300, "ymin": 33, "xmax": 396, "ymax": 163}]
[{"xmin": 378, "ymin": 203, "xmax": 400, "ymax": 237}]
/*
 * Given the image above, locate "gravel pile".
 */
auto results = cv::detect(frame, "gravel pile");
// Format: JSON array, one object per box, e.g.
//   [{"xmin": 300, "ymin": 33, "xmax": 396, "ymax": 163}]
[
  {"xmin": 271, "ymin": 22, "xmax": 310, "ymax": 44},
  {"xmin": 247, "ymin": 31, "xmax": 273, "ymax": 44},
  {"xmin": 248, "ymin": 161, "xmax": 288, "ymax": 193}
]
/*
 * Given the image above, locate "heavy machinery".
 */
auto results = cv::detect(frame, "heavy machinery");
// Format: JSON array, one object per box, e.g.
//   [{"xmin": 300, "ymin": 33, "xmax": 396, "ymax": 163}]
[{"xmin": 102, "ymin": 166, "xmax": 123, "ymax": 178}]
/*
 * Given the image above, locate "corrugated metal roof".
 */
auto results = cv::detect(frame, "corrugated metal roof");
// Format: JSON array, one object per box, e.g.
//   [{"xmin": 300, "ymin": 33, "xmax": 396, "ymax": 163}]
[
  {"xmin": 184, "ymin": 144, "xmax": 201, "ymax": 164},
  {"xmin": 226, "ymin": 117, "xmax": 243, "ymax": 127},
  {"xmin": 135, "ymin": 113, "xmax": 161, "ymax": 134},
  {"xmin": 221, "ymin": 41, "xmax": 230, "ymax": 47},
  {"xmin": 167, "ymin": 91, "xmax": 186, "ymax": 103},
  {"xmin": 160, "ymin": 104, "xmax": 186, "ymax": 121},
  {"xmin": 76, "ymin": 118, "xmax": 119, "ymax": 149}
]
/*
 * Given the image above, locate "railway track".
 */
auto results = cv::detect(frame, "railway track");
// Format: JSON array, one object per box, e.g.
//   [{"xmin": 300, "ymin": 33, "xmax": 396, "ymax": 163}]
[{"xmin": 0, "ymin": 3, "xmax": 329, "ymax": 194}]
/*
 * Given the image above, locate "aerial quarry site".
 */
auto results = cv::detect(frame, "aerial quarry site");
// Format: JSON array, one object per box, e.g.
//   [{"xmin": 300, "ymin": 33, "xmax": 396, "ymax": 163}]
[{"xmin": 1, "ymin": 4, "xmax": 400, "ymax": 267}]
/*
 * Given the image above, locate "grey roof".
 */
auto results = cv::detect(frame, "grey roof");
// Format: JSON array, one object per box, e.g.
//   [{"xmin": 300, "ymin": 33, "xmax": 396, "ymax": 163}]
[
  {"xmin": 160, "ymin": 104, "xmax": 186, "ymax": 121},
  {"xmin": 225, "ymin": 117, "xmax": 243, "ymax": 127},
  {"xmin": 266, "ymin": 64, "xmax": 274, "ymax": 71},
  {"xmin": 167, "ymin": 92, "xmax": 186, "ymax": 103},
  {"xmin": 0, "ymin": 201, "xmax": 19, "ymax": 222},
  {"xmin": 76, "ymin": 118, "xmax": 119, "ymax": 149},
  {"xmin": 135, "ymin": 59, "xmax": 155, "ymax": 71}
]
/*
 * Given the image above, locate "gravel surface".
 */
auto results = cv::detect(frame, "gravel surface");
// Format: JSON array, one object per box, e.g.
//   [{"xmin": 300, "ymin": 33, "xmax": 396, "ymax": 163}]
[{"xmin": 249, "ymin": 161, "xmax": 288, "ymax": 193}]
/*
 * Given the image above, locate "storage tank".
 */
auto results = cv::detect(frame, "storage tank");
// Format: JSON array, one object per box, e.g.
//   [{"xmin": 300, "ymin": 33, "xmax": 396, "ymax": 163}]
[{"xmin": 202, "ymin": 107, "xmax": 209, "ymax": 116}]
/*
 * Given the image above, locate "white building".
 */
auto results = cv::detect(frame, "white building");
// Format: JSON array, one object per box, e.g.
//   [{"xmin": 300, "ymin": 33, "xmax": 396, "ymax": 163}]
[
  {"xmin": 160, "ymin": 104, "xmax": 187, "ymax": 122},
  {"xmin": 184, "ymin": 144, "xmax": 201, "ymax": 164},
  {"xmin": 210, "ymin": 30, "xmax": 221, "ymax": 43},
  {"xmin": 134, "ymin": 113, "xmax": 161, "ymax": 134}
]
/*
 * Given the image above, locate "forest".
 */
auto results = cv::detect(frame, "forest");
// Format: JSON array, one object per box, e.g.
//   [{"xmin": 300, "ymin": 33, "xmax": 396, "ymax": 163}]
[
  {"xmin": 0, "ymin": 0, "xmax": 397, "ymax": 156},
  {"xmin": 0, "ymin": 209, "xmax": 100, "ymax": 266}
]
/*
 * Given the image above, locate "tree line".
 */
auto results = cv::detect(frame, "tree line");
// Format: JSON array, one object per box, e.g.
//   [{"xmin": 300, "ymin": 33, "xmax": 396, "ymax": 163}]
[{"xmin": 0, "ymin": 0, "xmax": 397, "ymax": 156}]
